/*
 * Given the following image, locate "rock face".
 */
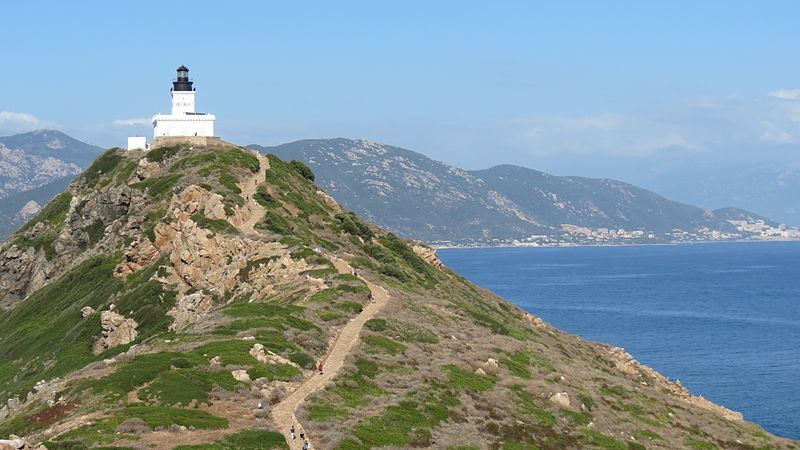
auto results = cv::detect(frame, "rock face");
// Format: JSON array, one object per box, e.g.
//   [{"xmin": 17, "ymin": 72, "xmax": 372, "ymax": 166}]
[
  {"xmin": 603, "ymin": 345, "xmax": 744, "ymax": 421},
  {"xmin": 412, "ymin": 244, "xmax": 443, "ymax": 270},
  {"xmin": 167, "ymin": 292, "xmax": 214, "ymax": 331},
  {"xmin": 92, "ymin": 311, "xmax": 138, "ymax": 355},
  {"xmin": 115, "ymin": 237, "xmax": 160, "ymax": 277}
]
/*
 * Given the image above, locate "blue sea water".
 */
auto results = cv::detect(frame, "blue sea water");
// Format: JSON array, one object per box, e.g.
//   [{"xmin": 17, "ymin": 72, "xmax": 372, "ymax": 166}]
[{"xmin": 438, "ymin": 242, "xmax": 800, "ymax": 440}]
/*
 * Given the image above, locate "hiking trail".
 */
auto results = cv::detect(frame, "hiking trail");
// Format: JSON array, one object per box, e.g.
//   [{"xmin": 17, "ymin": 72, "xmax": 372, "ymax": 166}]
[{"xmin": 271, "ymin": 257, "xmax": 390, "ymax": 449}]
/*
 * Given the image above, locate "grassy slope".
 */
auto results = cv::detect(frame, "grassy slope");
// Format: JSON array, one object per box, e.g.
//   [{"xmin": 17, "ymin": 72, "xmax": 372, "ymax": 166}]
[{"xmin": 0, "ymin": 142, "xmax": 795, "ymax": 449}]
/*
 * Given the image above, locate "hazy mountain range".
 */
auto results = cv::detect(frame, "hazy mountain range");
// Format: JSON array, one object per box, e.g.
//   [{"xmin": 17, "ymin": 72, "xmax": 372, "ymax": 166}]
[{"xmin": 251, "ymin": 139, "xmax": 791, "ymax": 245}]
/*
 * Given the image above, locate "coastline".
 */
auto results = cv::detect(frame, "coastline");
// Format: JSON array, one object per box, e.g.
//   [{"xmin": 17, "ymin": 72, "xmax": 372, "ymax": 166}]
[{"xmin": 431, "ymin": 237, "xmax": 800, "ymax": 250}]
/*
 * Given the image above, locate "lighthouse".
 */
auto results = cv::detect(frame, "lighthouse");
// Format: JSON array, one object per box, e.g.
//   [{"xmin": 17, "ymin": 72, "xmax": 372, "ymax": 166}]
[{"xmin": 151, "ymin": 66, "xmax": 216, "ymax": 139}]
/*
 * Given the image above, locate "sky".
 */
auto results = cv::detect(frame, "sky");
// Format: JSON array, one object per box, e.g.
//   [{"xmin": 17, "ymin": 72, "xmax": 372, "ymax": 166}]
[{"xmin": 2, "ymin": 1, "xmax": 800, "ymax": 183}]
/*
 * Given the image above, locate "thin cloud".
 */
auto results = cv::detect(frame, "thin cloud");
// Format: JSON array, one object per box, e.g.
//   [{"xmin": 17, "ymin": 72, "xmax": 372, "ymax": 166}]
[
  {"xmin": 113, "ymin": 117, "xmax": 151, "ymax": 126},
  {"xmin": 0, "ymin": 111, "xmax": 41, "ymax": 127},
  {"xmin": 769, "ymin": 89, "xmax": 800, "ymax": 100}
]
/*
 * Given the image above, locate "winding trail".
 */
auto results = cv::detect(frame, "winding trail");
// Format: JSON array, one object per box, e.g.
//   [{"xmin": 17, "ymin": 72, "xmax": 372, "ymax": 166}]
[
  {"xmin": 271, "ymin": 257, "xmax": 389, "ymax": 449},
  {"xmin": 234, "ymin": 150, "xmax": 270, "ymax": 235}
]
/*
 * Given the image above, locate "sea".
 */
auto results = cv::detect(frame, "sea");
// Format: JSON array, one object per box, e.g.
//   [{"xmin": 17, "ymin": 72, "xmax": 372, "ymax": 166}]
[{"xmin": 438, "ymin": 241, "xmax": 800, "ymax": 440}]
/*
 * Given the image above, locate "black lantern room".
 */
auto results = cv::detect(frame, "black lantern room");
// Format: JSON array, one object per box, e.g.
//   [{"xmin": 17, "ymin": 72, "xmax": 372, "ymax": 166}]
[{"xmin": 172, "ymin": 65, "xmax": 194, "ymax": 91}]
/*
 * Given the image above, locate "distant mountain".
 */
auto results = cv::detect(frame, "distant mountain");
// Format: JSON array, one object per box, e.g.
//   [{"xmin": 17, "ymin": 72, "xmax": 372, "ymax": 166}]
[
  {"xmin": 0, "ymin": 175, "xmax": 74, "ymax": 238},
  {"xmin": 250, "ymin": 138, "xmax": 795, "ymax": 245},
  {"xmin": 0, "ymin": 130, "xmax": 102, "ymax": 239},
  {"xmin": 633, "ymin": 161, "xmax": 800, "ymax": 227}
]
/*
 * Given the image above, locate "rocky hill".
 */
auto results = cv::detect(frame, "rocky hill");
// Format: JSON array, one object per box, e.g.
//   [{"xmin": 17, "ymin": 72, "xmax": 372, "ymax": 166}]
[
  {"xmin": 0, "ymin": 138, "xmax": 795, "ymax": 449},
  {"xmin": 251, "ymin": 139, "xmax": 798, "ymax": 246},
  {"xmin": 0, "ymin": 130, "xmax": 103, "ymax": 240}
]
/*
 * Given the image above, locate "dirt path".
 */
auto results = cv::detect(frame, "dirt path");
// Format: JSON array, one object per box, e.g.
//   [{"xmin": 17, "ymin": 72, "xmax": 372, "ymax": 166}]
[
  {"xmin": 234, "ymin": 150, "xmax": 270, "ymax": 235},
  {"xmin": 271, "ymin": 257, "xmax": 389, "ymax": 449}
]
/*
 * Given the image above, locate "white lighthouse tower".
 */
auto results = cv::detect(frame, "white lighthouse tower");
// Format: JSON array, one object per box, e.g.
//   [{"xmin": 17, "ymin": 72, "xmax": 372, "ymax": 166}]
[{"xmin": 151, "ymin": 66, "xmax": 216, "ymax": 138}]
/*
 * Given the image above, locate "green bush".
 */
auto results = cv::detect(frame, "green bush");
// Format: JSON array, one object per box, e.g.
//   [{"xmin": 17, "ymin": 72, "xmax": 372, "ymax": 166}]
[
  {"xmin": 378, "ymin": 263, "xmax": 408, "ymax": 282},
  {"xmin": 363, "ymin": 335, "xmax": 407, "ymax": 355},
  {"xmin": 254, "ymin": 187, "xmax": 278, "ymax": 208},
  {"xmin": 171, "ymin": 149, "xmax": 260, "ymax": 173},
  {"xmin": 444, "ymin": 365, "xmax": 495, "ymax": 392},
  {"xmin": 191, "ymin": 212, "xmax": 238, "ymax": 234},
  {"xmin": 82, "ymin": 149, "xmax": 123, "ymax": 186},
  {"xmin": 290, "ymin": 160, "xmax": 315, "ymax": 181},
  {"xmin": 130, "ymin": 173, "xmax": 184, "ymax": 197},
  {"xmin": 258, "ymin": 211, "xmax": 293, "ymax": 235},
  {"xmin": 335, "ymin": 211, "xmax": 373, "ymax": 240},
  {"xmin": 146, "ymin": 145, "xmax": 182, "ymax": 163}
]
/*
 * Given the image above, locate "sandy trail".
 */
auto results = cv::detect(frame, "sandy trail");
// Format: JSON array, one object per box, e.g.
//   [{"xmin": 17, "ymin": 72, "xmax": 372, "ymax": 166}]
[
  {"xmin": 271, "ymin": 257, "xmax": 389, "ymax": 449},
  {"xmin": 234, "ymin": 150, "xmax": 270, "ymax": 235}
]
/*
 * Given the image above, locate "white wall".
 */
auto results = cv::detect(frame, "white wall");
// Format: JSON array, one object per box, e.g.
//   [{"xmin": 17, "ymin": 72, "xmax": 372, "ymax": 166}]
[
  {"xmin": 152, "ymin": 114, "xmax": 215, "ymax": 138},
  {"xmin": 127, "ymin": 136, "xmax": 147, "ymax": 150},
  {"xmin": 171, "ymin": 91, "xmax": 196, "ymax": 115}
]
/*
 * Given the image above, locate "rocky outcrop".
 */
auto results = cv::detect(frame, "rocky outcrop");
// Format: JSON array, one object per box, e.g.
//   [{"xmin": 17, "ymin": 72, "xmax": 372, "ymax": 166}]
[
  {"xmin": 115, "ymin": 237, "xmax": 160, "ymax": 277},
  {"xmin": 153, "ymin": 185, "xmax": 312, "ymax": 298},
  {"xmin": 549, "ymin": 392, "xmax": 570, "ymax": 408},
  {"xmin": 167, "ymin": 292, "xmax": 214, "ymax": 331},
  {"xmin": 134, "ymin": 158, "xmax": 160, "ymax": 180},
  {"xmin": 92, "ymin": 310, "xmax": 138, "ymax": 355},
  {"xmin": 412, "ymin": 244, "xmax": 443, "ymax": 270},
  {"xmin": 604, "ymin": 345, "xmax": 744, "ymax": 421},
  {"xmin": 249, "ymin": 343, "xmax": 301, "ymax": 369}
]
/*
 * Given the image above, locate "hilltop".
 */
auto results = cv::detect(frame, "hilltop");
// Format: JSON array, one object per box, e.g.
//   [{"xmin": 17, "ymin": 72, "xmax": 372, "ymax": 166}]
[
  {"xmin": 0, "ymin": 137, "xmax": 796, "ymax": 449},
  {"xmin": 252, "ymin": 138, "xmax": 799, "ymax": 246}
]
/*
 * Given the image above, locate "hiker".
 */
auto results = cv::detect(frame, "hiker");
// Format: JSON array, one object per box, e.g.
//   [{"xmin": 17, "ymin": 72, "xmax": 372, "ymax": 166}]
[
  {"xmin": 256, "ymin": 402, "xmax": 262, "ymax": 409},
  {"xmin": 371, "ymin": 294, "xmax": 376, "ymax": 303},
  {"xmin": 303, "ymin": 441, "xmax": 310, "ymax": 450},
  {"xmin": 290, "ymin": 425, "xmax": 296, "ymax": 440},
  {"xmin": 318, "ymin": 362, "xmax": 324, "ymax": 375},
  {"xmin": 299, "ymin": 429, "xmax": 305, "ymax": 440}
]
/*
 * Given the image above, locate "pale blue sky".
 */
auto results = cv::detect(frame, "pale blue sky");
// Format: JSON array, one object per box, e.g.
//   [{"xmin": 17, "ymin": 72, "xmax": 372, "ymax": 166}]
[{"xmin": 2, "ymin": 1, "xmax": 800, "ymax": 181}]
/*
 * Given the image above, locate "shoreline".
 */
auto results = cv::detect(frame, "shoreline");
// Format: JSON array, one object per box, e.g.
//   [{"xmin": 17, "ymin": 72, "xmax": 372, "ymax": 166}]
[{"xmin": 431, "ymin": 238, "xmax": 800, "ymax": 250}]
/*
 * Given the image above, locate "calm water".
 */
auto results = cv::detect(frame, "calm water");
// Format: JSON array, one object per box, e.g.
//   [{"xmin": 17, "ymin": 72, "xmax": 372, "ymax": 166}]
[{"xmin": 439, "ymin": 242, "xmax": 800, "ymax": 440}]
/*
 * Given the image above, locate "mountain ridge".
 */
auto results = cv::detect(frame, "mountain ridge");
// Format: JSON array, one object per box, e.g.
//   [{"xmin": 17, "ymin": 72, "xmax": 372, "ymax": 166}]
[{"xmin": 251, "ymin": 138, "xmax": 799, "ymax": 246}]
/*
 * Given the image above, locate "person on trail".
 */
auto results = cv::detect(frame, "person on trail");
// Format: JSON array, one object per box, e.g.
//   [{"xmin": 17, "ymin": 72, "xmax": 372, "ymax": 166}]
[
  {"xmin": 303, "ymin": 441, "xmax": 310, "ymax": 450},
  {"xmin": 299, "ymin": 429, "xmax": 305, "ymax": 440},
  {"xmin": 371, "ymin": 294, "xmax": 376, "ymax": 303},
  {"xmin": 318, "ymin": 362, "xmax": 324, "ymax": 375},
  {"xmin": 256, "ymin": 402, "xmax": 262, "ymax": 409},
  {"xmin": 290, "ymin": 425, "xmax": 296, "ymax": 440}
]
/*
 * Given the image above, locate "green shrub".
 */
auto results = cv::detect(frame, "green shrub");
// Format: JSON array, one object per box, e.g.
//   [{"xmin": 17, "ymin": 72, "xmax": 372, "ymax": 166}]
[
  {"xmin": 254, "ymin": 187, "xmax": 278, "ymax": 208},
  {"xmin": 335, "ymin": 211, "xmax": 373, "ymax": 240},
  {"xmin": 191, "ymin": 212, "xmax": 238, "ymax": 234},
  {"xmin": 131, "ymin": 173, "xmax": 184, "ymax": 197},
  {"xmin": 289, "ymin": 351, "xmax": 316, "ymax": 369},
  {"xmin": 218, "ymin": 169, "xmax": 241, "ymax": 194},
  {"xmin": 146, "ymin": 145, "xmax": 182, "ymax": 163},
  {"xmin": 258, "ymin": 211, "xmax": 293, "ymax": 235},
  {"xmin": 247, "ymin": 363, "xmax": 302, "ymax": 381},
  {"xmin": 363, "ymin": 335, "xmax": 406, "ymax": 355},
  {"xmin": 290, "ymin": 160, "xmax": 315, "ymax": 181},
  {"xmin": 171, "ymin": 149, "xmax": 260, "ymax": 173},
  {"xmin": 139, "ymin": 369, "xmax": 242, "ymax": 406},
  {"xmin": 82, "ymin": 149, "xmax": 122, "ymax": 186},
  {"xmin": 378, "ymin": 263, "xmax": 408, "ymax": 281},
  {"xmin": 444, "ymin": 365, "xmax": 495, "ymax": 392},
  {"xmin": 364, "ymin": 318, "xmax": 387, "ymax": 332},
  {"xmin": 82, "ymin": 219, "xmax": 105, "ymax": 246}
]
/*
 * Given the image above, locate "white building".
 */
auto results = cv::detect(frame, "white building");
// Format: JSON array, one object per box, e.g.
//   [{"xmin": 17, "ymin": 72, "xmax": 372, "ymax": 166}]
[
  {"xmin": 127, "ymin": 66, "xmax": 217, "ymax": 150},
  {"xmin": 152, "ymin": 65, "xmax": 216, "ymax": 138}
]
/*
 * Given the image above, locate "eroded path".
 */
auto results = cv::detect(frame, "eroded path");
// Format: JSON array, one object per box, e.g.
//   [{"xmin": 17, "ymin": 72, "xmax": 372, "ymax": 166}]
[
  {"xmin": 233, "ymin": 149, "xmax": 270, "ymax": 235},
  {"xmin": 271, "ymin": 257, "xmax": 390, "ymax": 449}
]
